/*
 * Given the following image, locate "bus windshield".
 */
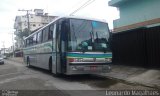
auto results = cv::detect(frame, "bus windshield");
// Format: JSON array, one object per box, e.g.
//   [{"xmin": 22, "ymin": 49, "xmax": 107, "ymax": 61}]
[{"xmin": 68, "ymin": 19, "xmax": 111, "ymax": 52}]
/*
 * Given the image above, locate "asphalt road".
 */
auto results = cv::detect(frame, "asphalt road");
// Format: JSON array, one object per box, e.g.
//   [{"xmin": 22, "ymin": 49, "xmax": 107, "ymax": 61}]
[{"xmin": 0, "ymin": 59, "xmax": 158, "ymax": 96}]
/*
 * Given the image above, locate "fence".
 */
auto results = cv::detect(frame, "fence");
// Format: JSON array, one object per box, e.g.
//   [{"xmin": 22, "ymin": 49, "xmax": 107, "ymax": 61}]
[{"xmin": 111, "ymin": 26, "xmax": 160, "ymax": 68}]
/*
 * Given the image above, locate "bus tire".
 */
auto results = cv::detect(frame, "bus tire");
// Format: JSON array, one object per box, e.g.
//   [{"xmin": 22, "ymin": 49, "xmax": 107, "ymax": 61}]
[
  {"xmin": 49, "ymin": 57, "xmax": 52, "ymax": 72},
  {"xmin": 27, "ymin": 57, "xmax": 30, "ymax": 67}
]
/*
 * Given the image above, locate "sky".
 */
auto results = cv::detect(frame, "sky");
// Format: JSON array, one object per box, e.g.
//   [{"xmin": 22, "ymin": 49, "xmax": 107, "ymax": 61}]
[{"xmin": 0, "ymin": 0, "xmax": 119, "ymax": 48}]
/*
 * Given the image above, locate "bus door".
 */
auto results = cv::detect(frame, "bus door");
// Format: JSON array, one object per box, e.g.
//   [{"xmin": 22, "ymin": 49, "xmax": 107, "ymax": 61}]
[
  {"xmin": 30, "ymin": 35, "xmax": 37, "ymax": 66},
  {"xmin": 56, "ymin": 19, "xmax": 68, "ymax": 74},
  {"xmin": 51, "ymin": 23, "xmax": 57, "ymax": 74}
]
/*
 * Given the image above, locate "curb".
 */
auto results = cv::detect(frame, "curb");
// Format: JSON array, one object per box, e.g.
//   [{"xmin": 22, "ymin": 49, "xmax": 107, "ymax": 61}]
[{"xmin": 97, "ymin": 73, "xmax": 160, "ymax": 90}]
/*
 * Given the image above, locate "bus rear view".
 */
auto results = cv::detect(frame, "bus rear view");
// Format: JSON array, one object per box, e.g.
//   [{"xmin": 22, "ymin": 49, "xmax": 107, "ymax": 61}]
[{"xmin": 64, "ymin": 18, "xmax": 112, "ymax": 75}]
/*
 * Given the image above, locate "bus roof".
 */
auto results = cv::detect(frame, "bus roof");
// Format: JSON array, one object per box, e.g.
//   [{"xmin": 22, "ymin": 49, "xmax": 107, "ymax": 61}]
[
  {"xmin": 24, "ymin": 16, "xmax": 108, "ymax": 40},
  {"xmin": 62, "ymin": 16, "xmax": 107, "ymax": 23}
]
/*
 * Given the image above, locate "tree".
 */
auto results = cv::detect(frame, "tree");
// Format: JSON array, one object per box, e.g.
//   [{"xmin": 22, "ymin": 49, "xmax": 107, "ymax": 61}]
[{"xmin": 16, "ymin": 28, "xmax": 30, "ymax": 39}]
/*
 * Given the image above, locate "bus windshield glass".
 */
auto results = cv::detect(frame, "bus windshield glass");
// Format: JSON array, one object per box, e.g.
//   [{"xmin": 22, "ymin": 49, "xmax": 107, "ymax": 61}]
[{"xmin": 68, "ymin": 19, "xmax": 110, "ymax": 52}]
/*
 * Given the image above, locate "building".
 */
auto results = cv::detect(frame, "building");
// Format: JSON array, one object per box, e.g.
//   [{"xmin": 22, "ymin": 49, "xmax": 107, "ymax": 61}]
[
  {"xmin": 14, "ymin": 9, "xmax": 57, "ymax": 50},
  {"xmin": 109, "ymin": 0, "xmax": 160, "ymax": 32},
  {"xmin": 109, "ymin": 0, "xmax": 160, "ymax": 67},
  {"xmin": 0, "ymin": 48, "xmax": 9, "ymax": 55}
]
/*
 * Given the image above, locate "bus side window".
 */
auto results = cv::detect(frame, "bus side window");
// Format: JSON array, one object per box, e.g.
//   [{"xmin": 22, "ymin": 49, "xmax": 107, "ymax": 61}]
[
  {"xmin": 49, "ymin": 24, "xmax": 56, "ymax": 40},
  {"xmin": 26, "ymin": 39, "xmax": 28, "ymax": 47},
  {"xmin": 48, "ymin": 24, "xmax": 54, "ymax": 40},
  {"xmin": 37, "ymin": 31, "xmax": 42, "ymax": 44},
  {"xmin": 43, "ymin": 27, "xmax": 49, "ymax": 42},
  {"xmin": 27, "ymin": 39, "xmax": 29, "ymax": 47},
  {"xmin": 56, "ymin": 20, "xmax": 61, "ymax": 52},
  {"xmin": 33, "ymin": 34, "xmax": 37, "ymax": 45},
  {"xmin": 53, "ymin": 24, "xmax": 56, "ymax": 38},
  {"xmin": 29, "ymin": 36, "xmax": 33, "ymax": 46},
  {"xmin": 25, "ymin": 40, "xmax": 27, "ymax": 47}
]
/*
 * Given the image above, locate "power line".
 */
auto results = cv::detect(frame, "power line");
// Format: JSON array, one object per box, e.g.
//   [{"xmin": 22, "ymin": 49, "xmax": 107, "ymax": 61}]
[
  {"xmin": 70, "ymin": 0, "xmax": 95, "ymax": 16},
  {"xmin": 67, "ymin": 0, "xmax": 86, "ymax": 13},
  {"xmin": 70, "ymin": 0, "xmax": 94, "ymax": 15}
]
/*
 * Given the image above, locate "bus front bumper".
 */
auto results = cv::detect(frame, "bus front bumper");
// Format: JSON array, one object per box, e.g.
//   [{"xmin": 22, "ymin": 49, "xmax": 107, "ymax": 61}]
[{"xmin": 66, "ymin": 63, "xmax": 111, "ymax": 75}]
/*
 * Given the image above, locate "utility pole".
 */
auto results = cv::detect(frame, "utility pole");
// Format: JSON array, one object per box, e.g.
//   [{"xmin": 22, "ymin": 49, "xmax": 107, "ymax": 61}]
[
  {"xmin": 18, "ymin": 9, "xmax": 32, "ymax": 35},
  {"xmin": 8, "ymin": 32, "xmax": 15, "ymax": 57},
  {"xmin": 11, "ymin": 33, "xmax": 14, "ymax": 57}
]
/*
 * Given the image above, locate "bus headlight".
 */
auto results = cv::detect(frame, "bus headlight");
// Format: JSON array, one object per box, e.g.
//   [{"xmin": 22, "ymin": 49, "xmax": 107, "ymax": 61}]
[
  {"xmin": 78, "ymin": 58, "xmax": 83, "ymax": 62},
  {"xmin": 68, "ymin": 58, "xmax": 83, "ymax": 62},
  {"xmin": 71, "ymin": 66, "xmax": 84, "ymax": 70},
  {"xmin": 105, "ymin": 58, "xmax": 112, "ymax": 62}
]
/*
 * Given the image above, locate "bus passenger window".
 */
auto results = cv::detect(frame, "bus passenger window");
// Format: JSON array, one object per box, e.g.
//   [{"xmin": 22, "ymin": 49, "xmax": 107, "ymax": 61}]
[
  {"xmin": 37, "ymin": 31, "xmax": 42, "ymax": 43},
  {"xmin": 33, "ymin": 34, "xmax": 37, "ymax": 45},
  {"xmin": 48, "ymin": 25, "xmax": 54, "ymax": 40},
  {"xmin": 43, "ymin": 27, "xmax": 49, "ymax": 42},
  {"xmin": 26, "ymin": 39, "xmax": 29, "ymax": 47},
  {"xmin": 29, "ymin": 36, "xmax": 33, "ymax": 46},
  {"xmin": 53, "ymin": 24, "xmax": 56, "ymax": 38}
]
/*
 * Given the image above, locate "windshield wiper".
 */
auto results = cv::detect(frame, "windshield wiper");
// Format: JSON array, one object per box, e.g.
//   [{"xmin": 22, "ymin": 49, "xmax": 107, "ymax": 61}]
[
  {"xmin": 90, "ymin": 31, "xmax": 96, "ymax": 51},
  {"xmin": 96, "ymin": 32, "xmax": 99, "ymax": 43},
  {"xmin": 90, "ymin": 32, "xmax": 93, "ymax": 43}
]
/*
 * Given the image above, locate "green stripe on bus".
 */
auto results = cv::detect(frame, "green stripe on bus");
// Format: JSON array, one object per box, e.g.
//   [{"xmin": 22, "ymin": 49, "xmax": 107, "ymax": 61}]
[{"xmin": 67, "ymin": 53, "xmax": 112, "ymax": 58}]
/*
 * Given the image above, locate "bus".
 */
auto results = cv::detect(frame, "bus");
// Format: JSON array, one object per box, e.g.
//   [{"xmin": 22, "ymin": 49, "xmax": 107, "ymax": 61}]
[{"xmin": 23, "ymin": 16, "xmax": 112, "ymax": 75}]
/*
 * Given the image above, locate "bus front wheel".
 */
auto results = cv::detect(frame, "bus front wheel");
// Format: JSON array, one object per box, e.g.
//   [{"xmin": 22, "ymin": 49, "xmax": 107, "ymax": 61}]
[
  {"xmin": 49, "ymin": 57, "xmax": 52, "ymax": 72},
  {"xmin": 27, "ymin": 58, "xmax": 30, "ymax": 67}
]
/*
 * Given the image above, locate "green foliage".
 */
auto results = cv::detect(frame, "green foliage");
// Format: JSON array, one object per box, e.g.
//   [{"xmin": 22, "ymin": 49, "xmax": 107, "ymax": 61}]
[{"xmin": 16, "ymin": 28, "xmax": 30, "ymax": 39}]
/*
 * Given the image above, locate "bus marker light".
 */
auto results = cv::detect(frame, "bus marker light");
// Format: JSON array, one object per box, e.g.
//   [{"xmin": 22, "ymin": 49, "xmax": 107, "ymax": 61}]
[
  {"xmin": 105, "ymin": 58, "xmax": 112, "ymax": 62},
  {"xmin": 68, "ymin": 58, "xmax": 75, "ymax": 62}
]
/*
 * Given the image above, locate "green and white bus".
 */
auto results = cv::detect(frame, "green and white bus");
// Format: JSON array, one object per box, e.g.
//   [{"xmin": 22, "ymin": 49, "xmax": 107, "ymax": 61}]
[{"xmin": 23, "ymin": 16, "xmax": 112, "ymax": 75}]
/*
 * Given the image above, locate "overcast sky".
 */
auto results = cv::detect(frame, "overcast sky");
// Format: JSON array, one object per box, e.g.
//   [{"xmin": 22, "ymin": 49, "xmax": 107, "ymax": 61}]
[{"xmin": 0, "ymin": 0, "xmax": 119, "ymax": 48}]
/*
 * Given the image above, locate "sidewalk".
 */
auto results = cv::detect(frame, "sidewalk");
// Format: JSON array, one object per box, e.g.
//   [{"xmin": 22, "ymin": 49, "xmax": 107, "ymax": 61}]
[
  {"xmin": 8, "ymin": 57, "xmax": 23, "ymax": 64},
  {"xmin": 100, "ymin": 65, "xmax": 160, "ymax": 89},
  {"xmin": 8, "ymin": 57, "xmax": 160, "ymax": 89}
]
